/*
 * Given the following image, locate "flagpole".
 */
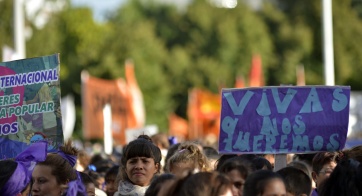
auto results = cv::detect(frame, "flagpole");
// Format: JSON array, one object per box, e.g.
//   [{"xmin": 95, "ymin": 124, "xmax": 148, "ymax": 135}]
[
  {"xmin": 322, "ymin": 0, "xmax": 335, "ymax": 86},
  {"xmin": 14, "ymin": 0, "xmax": 26, "ymax": 59}
]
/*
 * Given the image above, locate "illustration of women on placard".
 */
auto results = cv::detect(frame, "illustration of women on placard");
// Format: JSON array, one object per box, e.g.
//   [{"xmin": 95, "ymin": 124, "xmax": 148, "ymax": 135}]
[
  {"xmin": 23, "ymin": 84, "xmax": 56, "ymax": 127},
  {"xmin": 18, "ymin": 82, "xmax": 61, "ymax": 151}
]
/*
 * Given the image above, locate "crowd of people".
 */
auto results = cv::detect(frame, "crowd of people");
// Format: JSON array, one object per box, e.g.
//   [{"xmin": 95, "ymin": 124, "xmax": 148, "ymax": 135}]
[{"xmin": 0, "ymin": 132, "xmax": 361, "ymax": 196}]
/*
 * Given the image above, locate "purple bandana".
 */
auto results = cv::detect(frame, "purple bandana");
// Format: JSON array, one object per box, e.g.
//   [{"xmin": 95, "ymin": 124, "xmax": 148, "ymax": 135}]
[
  {"xmin": 66, "ymin": 172, "xmax": 87, "ymax": 196},
  {"xmin": 0, "ymin": 141, "xmax": 47, "ymax": 195},
  {"xmin": 57, "ymin": 150, "xmax": 77, "ymax": 167}
]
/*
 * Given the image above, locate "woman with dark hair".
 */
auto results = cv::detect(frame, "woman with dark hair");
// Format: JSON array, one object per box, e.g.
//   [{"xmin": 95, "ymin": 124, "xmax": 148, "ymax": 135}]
[
  {"xmin": 32, "ymin": 140, "xmax": 86, "ymax": 195},
  {"xmin": 311, "ymin": 151, "xmax": 339, "ymax": 195},
  {"xmin": 277, "ymin": 167, "xmax": 312, "ymax": 196},
  {"xmin": 105, "ymin": 165, "xmax": 119, "ymax": 196},
  {"xmin": 217, "ymin": 157, "xmax": 252, "ymax": 196},
  {"xmin": 243, "ymin": 170, "xmax": 286, "ymax": 196},
  {"xmin": 160, "ymin": 171, "xmax": 233, "ymax": 196},
  {"xmin": 80, "ymin": 172, "xmax": 96, "ymax": 196},
  {"xmin": 318, "ymin": 158, "xmax": 361, "ymax": 196},
  {"xmin": 252, "ymin": 157, "xmax": 273, "ymax": 171},
  {"xmin": 0, "ymin": 141, "xmax": 47, "ymax": 196},
  {"xmin": 144, "ymin": 173, "xmax": 175, "ymax": 196},
  {"xmin": 215, "ymin": 154, "xmax": 238, "ymax": 171},
  {"xmin": 342, "ymin": 145, "xmax": 362, "ymax": 162},
  {"xmin": 0, "ymin": 161, "xmax": 18, "ymax": 190},
  {"xmin": 114, "ymin": 135, "xmax": 161, "ymax": 196}
]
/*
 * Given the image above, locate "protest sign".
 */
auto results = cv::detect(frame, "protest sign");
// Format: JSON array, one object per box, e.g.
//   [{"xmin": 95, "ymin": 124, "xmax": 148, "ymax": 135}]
[
  {"xmin": 219, "ymin": 86, "xmax": 350, "ymax": 154},
  {"xmin": 0, "ymin": 54, "xmax": 63, "ymax": 158}
]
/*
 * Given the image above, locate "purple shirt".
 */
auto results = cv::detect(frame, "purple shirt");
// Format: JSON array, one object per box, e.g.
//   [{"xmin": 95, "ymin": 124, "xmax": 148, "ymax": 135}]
[{"xmin": 311, "ymin": 189, "xmax": 318, "ymax": 196}]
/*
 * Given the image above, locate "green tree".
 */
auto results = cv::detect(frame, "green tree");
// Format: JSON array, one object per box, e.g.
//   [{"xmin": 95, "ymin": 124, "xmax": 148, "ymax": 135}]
[
  {"xmin": 0, "ymin": 0, "xmax": 14, "ymax": 57},
  {"xmin": 110, "ymin": 0, "xmax": 274, "ymax": 118},
  {"xmin": 18, "ymin": 0, "xmax": 362, "ymax": 137},
  {"xmin": 260, "ymin": 0, "xmax": 362, "ymax": 89},
  {"xmin": 27, "ymin": 6, "xmax": 110, "ymax": 136}
]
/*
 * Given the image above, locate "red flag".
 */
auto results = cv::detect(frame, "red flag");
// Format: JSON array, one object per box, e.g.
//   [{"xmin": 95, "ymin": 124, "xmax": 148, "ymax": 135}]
[
  {"xmin": 81, "ymin": 71, "xmax": 136, "ymax": 145},
  {"xmin": 248, "ymin": 54, "xmax": 264, "ymax": 87},
  {"xmin": 125, "ymin": 59, "xmax": 146, "ymax": 127}
]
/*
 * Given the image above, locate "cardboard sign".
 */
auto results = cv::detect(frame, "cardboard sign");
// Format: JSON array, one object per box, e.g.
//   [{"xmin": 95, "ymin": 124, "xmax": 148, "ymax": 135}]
[
  {"xmin": 0, "ymin": 54, "xmax": 63, "ymax": 158},
  {"xmin": 218, "ymin": 86, "xmax": 350, "ymax": 154}
]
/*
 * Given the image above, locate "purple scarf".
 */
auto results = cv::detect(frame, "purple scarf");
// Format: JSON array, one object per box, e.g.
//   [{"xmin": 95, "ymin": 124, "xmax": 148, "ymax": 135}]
[
  {"xmin": 66, "ymin": 172, "xmax": 87, "ymax": 196},
  {"xmin": 0, "ymin": 141, "xmax": 47, "ymax": 195},
  {"xmin": 57, "ymin": 150, "xmax": 77, "ymax": 167},
  {"xmin": 57, "ymin": 147, "xmax": 86, "ymax": 195}
]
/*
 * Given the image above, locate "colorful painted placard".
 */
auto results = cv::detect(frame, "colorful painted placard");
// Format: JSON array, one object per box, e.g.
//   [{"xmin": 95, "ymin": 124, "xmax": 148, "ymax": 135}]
[{"xmin": 0, "ymin": 54, "xmax": 63, "ymax": 158}]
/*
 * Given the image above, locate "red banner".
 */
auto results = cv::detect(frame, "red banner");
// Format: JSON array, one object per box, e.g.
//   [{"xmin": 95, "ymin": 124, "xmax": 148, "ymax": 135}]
[
  {"xmin": 81, "ymin": 72, "xmax": 137, "ymax": 145},
  {"xmin": 187, "ymin": 88, "xmax": 221, "ymax": 142}
]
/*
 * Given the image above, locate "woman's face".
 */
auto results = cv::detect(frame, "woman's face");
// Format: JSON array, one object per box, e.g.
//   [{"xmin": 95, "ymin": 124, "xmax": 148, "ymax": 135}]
[
  {"xmin": 105, "ymin": 174, "xmax": 117, "ymax": 195},
  {"xmin": 227, "ymin": 169, "xmax": 245, "ymax": 196},
  {"xmin": 85, "ymin": 183, "xmax": 96, "ymax": 196},
  {"xmin": 31, "ymin": 165, "xmax": 64, "ymax": 196},
  {"xmin": 314, "ymin": 161, "xmax": 336, "ymax": 187},
  {"xmin": 261, "ymin": 178, "xmax": 286, "ymax": 196},
  {"xmin": 125, "ymin": 157, "xmax": 159, "ymax": 186}
]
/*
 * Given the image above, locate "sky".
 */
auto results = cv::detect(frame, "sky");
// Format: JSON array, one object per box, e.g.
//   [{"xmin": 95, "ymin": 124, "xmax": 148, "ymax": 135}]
[
  {"xmin": 71, "ymin": 0, "xmax": 126, "ymax": 22},
  {"xmin": 26, "ymin": 0, "xmax": 245, "ymax": 28},
  {"xmin": 70, "ymin": 0, "xmax": 262, "ymax": 22}
]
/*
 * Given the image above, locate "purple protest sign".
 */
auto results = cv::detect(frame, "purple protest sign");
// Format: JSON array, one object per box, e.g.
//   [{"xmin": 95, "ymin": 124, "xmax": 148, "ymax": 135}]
[{"xmin": 218, "ymin": 86, "xmax": 350, "ymax": 154}]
